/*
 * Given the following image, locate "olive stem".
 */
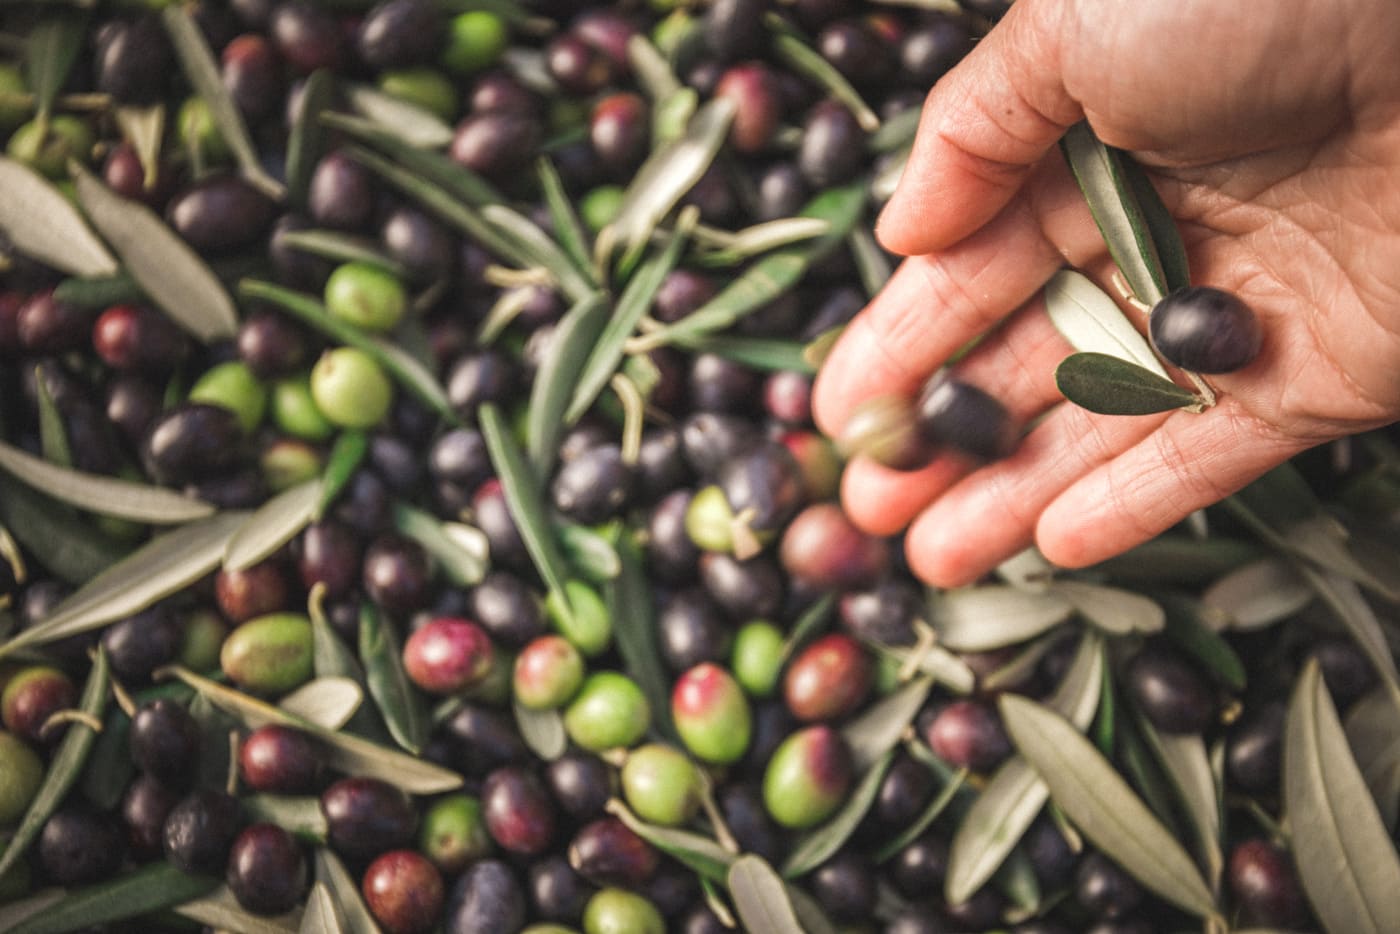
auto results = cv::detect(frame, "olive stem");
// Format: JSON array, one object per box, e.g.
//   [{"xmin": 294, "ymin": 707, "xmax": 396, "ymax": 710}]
[
  {"xmin": 110, "ymin": 677, "xmax": 138, "ymax": 719},
  {"xmin": 225, "ymin": 730, "xmax": 240, "ymax": 796},
  {"xmin": 610, "ymin": 373, "xmax": 646, "ymax": 466},
  {"xmin": 696, "ymin": 772, "xmax": 742, "ymax": 854},
  {"xmin": 482, "ymin": 264, "xmax": 553, "ymax": 289},
  {"xmin": 39, "ymin": 708, "xmax": 103, "ymax": 741},
  {"xmin": 897, "ymin": 620, "xmax": 939, "ymax": 683},
  {"xmin": 1184, "ymin": 370, "xmax": 1216, "ymax": 408},
  {"xmin": 0, "ymin": 526, "xmax": 27, "ymax": 585}
]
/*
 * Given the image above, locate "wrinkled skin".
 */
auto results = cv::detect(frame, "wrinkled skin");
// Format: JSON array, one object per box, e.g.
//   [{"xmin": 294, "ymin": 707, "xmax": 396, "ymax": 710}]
[{"xmin": 814, "ymin": 0, "xmax": 1400, "ymax": 586}]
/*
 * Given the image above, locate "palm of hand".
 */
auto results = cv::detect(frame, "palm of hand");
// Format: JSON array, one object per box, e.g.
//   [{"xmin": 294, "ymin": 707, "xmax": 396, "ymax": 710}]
[{"xmin": 812, "ymin": 0, "xmax": 1400, "ymax": 586}]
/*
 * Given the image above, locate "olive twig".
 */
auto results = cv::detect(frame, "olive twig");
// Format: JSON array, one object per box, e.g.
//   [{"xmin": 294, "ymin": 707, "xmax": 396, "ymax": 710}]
[
  {"xmin": 109, "ymin": 676, "xmax": 138, "ymax": 719},
  {"xmin": 696, "ymin": 771, "xmax": 742, "ymax": 854},
  {"xmin": 38, "ymin": 708, "xmax": 103, "ymax": 741}
]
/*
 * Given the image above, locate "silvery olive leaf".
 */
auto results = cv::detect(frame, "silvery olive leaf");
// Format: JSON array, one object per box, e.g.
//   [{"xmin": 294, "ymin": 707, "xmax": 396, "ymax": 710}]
[
  {"xmin": 278, "ymin": 677, "xmax": 363, "ymax": 732},
  {"xmin": 7, "ymin": 862, "xmax": 217, "ymax": 934},
  {"xmin": 1051, "ymin": 580, "xmax": 1165, "ymax": 635},
  {"xmin": 514, "ymin": 701, "xmax": 567, "ymax": 761},
  {"xmin": 1200, "ymin": 557, "xmax": 1314, "ymax": 631},
  {"xmin": 1135, "ymin": 716, "xmax": 1223, "ymax": 890},
  {"xmin": 224, "ymin": 480, "xmax": 322, "ymax": 571},
  {"xmin": 994, "ymin": 546, "xmax": 1057, "ymax": 592},
  {"xmin": 930, "ymin": 584, "xmax": 1075, "ymax": 652},
  {"xmin": 1300, "ymin": 566, "xmax": 1400, "ymax": 703},
  {"xmin": 175, "ymin": 886, "xmax": 302, "ymax": 934},
  {"xmin": 728, "ymin": 855, "xmax": 807, "ymax": 934},
  {"xmin": 298, "ymin": 883, "xmax": 344, "ymax": 934},
  {"xmin": 1344, "ymin": 688, "xmax": 1400, "ymax": 831},
  {"xmin": 1285, "ymin": 660, "xmax": 1400, "ymax": 934},
  {"xmin": 841, "ymin": 676, "xmax": 934, "ymax": 773},
  {"xmin": 344, "ymin": 83, "xmax": 453, "ymax": 148},
  {"xmin": 1045, "ymin": 269, "xmax": 1169, "ymax": 377},
  {"xmin": 0, "ymin": 157, "xmax": 117, "ymax": 277},
  {"xmin": 313, "ymin": 848, "xmax": 381, "ymax": 934}
]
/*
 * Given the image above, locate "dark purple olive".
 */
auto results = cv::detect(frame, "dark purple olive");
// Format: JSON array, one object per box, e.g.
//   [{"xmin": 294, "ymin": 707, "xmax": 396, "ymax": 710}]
[
  {"xmin": 1149, "ymin": 286, "xmax": 1262, "ymax": 373},
  {"xmin": 468, "ymin": 571, "xmax": 546, "ymax": 649},
  {"xmin": 430, "ymin": 427, "xmax": 491, "ymax": 489},
  {"xmin": 164, "ymin": 788, "xmax": 243, "ymax": 874},
  {"xmin": 682, "ymin": 905, "xmax": 730, "ymax": 934},
  {"xmin": 239, "ymin": 724, "xmax": 323, "ymax": 793},
  {"xmin": 780, "ymin": 502, "xmax": 890, "ymax": 590},
  {"xmin": 568, "ymin": 816, "xmax": 659, "ymax": 888},
  {"xmin": 1127, "ymin": 645, "xmax": 1216, "ymax": 734},
  {"xmin": 890, "ymin": 832, "xmax": 948, "ymax": 898},
  {"xmin": 482, "ymin": 766, "xmax": 556, "ymax": 856},
  {"xmin": 552, "ymin": 444, "xmax": 635, "ymax": 525},
  {"xmin": 298, "ymin": 520, "xmax": 362, "ymax": 598},
  {"xmin": 362, "ymin": 534, "xmax": 435, "ymax": 616},
  {"xmin": 944, "ymin": 886, "xmax": 1005, "ymax": 930},
  {"xmin": 901, "ymin": 16, "xmax": 971, "ymax": 85},
  {"xmin": 718, "ymin": 782, "xmax": 782, "ymax": 863},
  {"xmin": 874, "ymin": 751, "xmax": 936, "ymax": 828},
  {"xmin": 447, "ymin": 350, "xmax": 517, "ymax": 417},
  {"xmin": 1226, "ymin": 700, "xmax": 1284, "ymax": 794},
  {"xmin": 1077, "ymin": 851, "xmax": 1144, "ymax": 919},
  {"xmin": 100, "ymin": 605, "xmax": 181, "ymax": 682},
  {"xmin": 470, "ymin": 71, "xmax": 539, "ymax": 116},
  {"xmin": 718, "ymin": 440, "xmax": 805, "ymax": 536},
  {"xmin": 1024, "ymin": 816, "xmax": 1078, "ymax": 889},
  {"xmin": 885, "ymin": 909, "xmax": 951, "ymax": 934},
  {"xmin": 1311, "ymin": 635, "xmax": 1377, "ymax": 710},
  {"xmin": 362, "ymin": 849, "xmax": 445, "ymax": 934},
  {"xmin": 216, "ymin": 561, "xmax": 290, "ymax": 623},
  {"xmin": 129, "ymin": 699, "xmax": 201, "ymax": 789},
  {"xmin": 332, "ymin": 468, "xmax": 391, "ymax": 535},
  {"xmin": 654, "ymin": 270, "xmax": 717, "ymax": 325},
  {"xmin": 356, "ymin": 0, "xmax": 443, "ymax": 69},
  {"xmin": 681, "ymin": 412, "xmax": 762, "ymax": 478},
  {"xmin": 188, "ymin": 466, "xmax": 268, "ymax": 509},
  {"xmin": 382, "ymin": 205, "xmax": 455, "ymax": 281},
  {"xmin": 222, "ymin": 33, "xmax": 283, "ymax": 122},
  {"xmin": 764, "ymin": 371, "xmax": 813, "ymax": 426},
  {"xmin": 92, "ymin": 304, "xmax": 188, "ymax": 373},
  {"xmin": 370, "ymin": 433, "xmax": 424, "ymax": 493},
  {"xmin": 529, "ymin": 854, "xmax": 595, "ymax": 923},
  {"xmin": 38, "ymin": 809, "xmax": 124, "ymax": 885},
  {"xmin": 444, "ymin": 703, "xmax": 529, "ymax": 777},
  {"xmin": 817, "ymin": 19, "xmax": 890, "ymax": 86},
  {"xmin": 658, "ymin": 588, "xmax": 732, "ymax": 673},
  {"xmin": 544, "ymin": 34, "xmax": 613, "ymax": 96},
  {"xmin": 450, "ymin": 112, "xmax": 541, "ymax": 178},
  {"xmin": 473, "ymin": 479, "xmax": 531, "ymax": 573},
  {"xmin": 270, "ymin": 1, "xmax": 344, "ymax": 73},
  {"xmin": 545, "ymin": 751, "xmax": 614, "ymax": 820},
  {"xmin": 915, "ymin": 371, "xmax": 1018, "ymax": 463},
  {"xmin": 94, "ymin": 15, "xmax": 172, "ymax": 104},
  {"xmin": 688, "ymin": 352, "xmax": 762, "ymax": 414},
  {"xmin": 755, "ymin": 162, "xmax": 809, "ymax": 222},
  {"xmin": 799, "ymin": 99, "xmax": 866, "ymax": 187},
  {"xmin": 681, "ymin": 165, "xmax": 738, "ymax": 226},
  {"xmin": 810, "ymin": 852, "xmax": 876, "ymax": 921},
  {"xmin": 590, "ymin": 92, "xmax": 648, "ymax": 174},
  {"xmin": 925, "ymin": 699, "xmax": 1013, "ymax": 772},
  {"xmin": 167, "ymin": 175, "xmax": 276, "ymax": 253},
  {"xmin": 309, "ymin": 150, "xmax": 376, "ymax": 232},
  {"xmin": 2, "ymin": 666, "xmax": 76, "ymax": 745},
  {"xmin": 17, "ymin": 290, "xmax": 87, "ymax": 354},
  {"xmin": 270, "ymin": 213, "xmax": 335, "ymax": 289},
  {"xmin": 704, "ymin": 0, "xmax": 766, "ymax": 62},
  {"xmin": 143, "ymin": 403, "xmax": 248, "ymax": 485},
  {"xmin": 840, "ymin": 579, "xmax": 922, "ymax": 647},
  {"xmin": 321, "ymin": 777, "xmax": 418, "ymax": 860},
  {"xmin": 572, "ymin": 9, "xmax": 637, "ymax": 72},
  {"xmin": 714, "ymin": 62, "xmax": 782, "ymax": 153},
  {"xmin": 699, "ymin": 552, "xmax": 784, "ymax": 620},
  {"xmin": 1229, "ymin": 838, "xmax": 1310, "ymax": 928},
  {"xmin": 121, "ymin": 773, "xmax": 180, "ymax": 858},
  {"xmin": 227, "ymin": 823, "xmax": 307, "ymax": 915},
  {"xmin": 446, "ymin": 859, "xmax": 526, "ymax": 934}
]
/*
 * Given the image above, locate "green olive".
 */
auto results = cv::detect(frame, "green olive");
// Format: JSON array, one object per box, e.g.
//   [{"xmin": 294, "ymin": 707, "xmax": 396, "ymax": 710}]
[
  {"xmin": 220, "ymin": 612, "xmax": 315, "ymax": 695},
  {"xmin": 310, "ymin": 347, "xmax": 393, "ymax": 429},
  {"xmin": 271, "ymin": 376, "xmax": 336, "ymax": 442},
  {"xmin": 177, "ymin": 96, "xmax": 230, "ymax": 164},
  {"xmin": 379, "ymin": 68, "xmax": 459, "ymax": 122},
  {"xmin": 582, "ymin": 888, "xmax": 665, "ymax": 934},
  {"xmin": 188, "ymin": 361, "xmax": 268, "ymax": 434},
  {"xmin": 419, "ymin": 794, "xmax": 493, "ymax": 875},
  {"xmin": 731, "ymin": 620, "xmax": 785, "ymax": 698},
  {"xmin": 620, "ymin": 744, "xmax": 702, "ymax": 827},
  {"xmin": 0, "ymin": 732, "xmax": 43, "ymax": 825},
  {"xmin": 442, "ymin": 11, "xmax": 509, "ymax": 75},
  {"xmin": 6, "ymin": 115, "xmax": 94, "ymax": 179},
  {"xmin": 0, "ymin": 64, "xmax": 29, "ymax": 133},
  {"xmin": 324, "ymin": 262, "xmax": 408, "ymax": 333},
  {"xmin": 564, "ymin": 672, "xmax": 650, "ymax": 752}
]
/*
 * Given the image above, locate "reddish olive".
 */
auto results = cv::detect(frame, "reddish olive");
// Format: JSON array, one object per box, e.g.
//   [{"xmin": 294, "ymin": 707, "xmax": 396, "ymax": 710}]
[
  {"xmin": 672, "ymin": 662, "xmax": 751, "ymax": 764},
  {"xmin": 1, "ymin": 666, "xmax": 76, "ymax": 745},
  {"xmin": 321, "ymin": 777, "xmax": 418, "ymax": 859},
  {"xmin": 482, "ymin": 765, "xmax": 556, "ymax": 856},
  {"xmin": 404, "ymin": 617, "xmax": 495, "ymax": 695},
  {"xmin": 362, "ymin": 849, "xmax": 446, "ymax": 934},
  {"xmin": 239, "ymin": 724, "xmax": 323, "ymax": 794},
  {"xmin": 784, "ymin": 633, "xmax": 873, "ymax": 721},
  {"xmin": 762, "ymin": 724, "xmax": 852, "ymax": 829}
]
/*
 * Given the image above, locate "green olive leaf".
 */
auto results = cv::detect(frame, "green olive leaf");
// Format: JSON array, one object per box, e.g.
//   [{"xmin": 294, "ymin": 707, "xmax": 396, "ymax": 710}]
[
  {"xmin": 480, "ymin": 202, "xmax": 596, "ymax": 304},
  {"xmin": 8, "ymin": 861, "xmax": 219, "ymax": 934},
  {"xmin": 298, "ymin": 883, "xmax": 346, "ymax": 934},
  {"xmin": 782, "ymin": 750, "xmax": 895, "ymax": 878},
  {"xmin": 239, "ymin": 280, "xmax": 457, "ymax": 424},
  {"xmin": 1344, "ymin": 688, "xmax": 1400, "ymax": 831},
  {"xmin": 1055, "ymin": 351, "xmax": 1201, "ymax": 415},
  {"xmin": 1285, "ymin": 660, "xmax": 1400, "ymax": 934},
  {"xmin": 316, "ymin": 430, "xmax": 369, "ymax": 520},
  {"xmin": 24, "ymin": 10, "xmax": 87, "ymax": 123},
  {"xmin": 278, "ymin": 676, "xmax": 363, "ymax": 732},
  {"xmin": 676, "ymin": 334, "xmax": 816, "ymax": 375},
  {"xmin": 167, "ymin": 666, "xmax": 460, "ymax": 794},
  {"xmin": 606, "ymin": 799, "xmax": 735, "ymax": 882},
  {"xmin": 359, "ymin": 603, "xmax": 429, "ymax": 755},
  {"xmin": 393, "ymin": 503, "xmax": 488, "ymax": 588},
  {"xmin": 1060, "ymin": 122, "xmax": 1168, "ymax": 306},
  {"xmin": 537, "ymin": 156, "xmax": 595, "ymax": 282},
  {"xmin": 0, "ymin": 892, "xmax": 65, "ymax": 934},
  {"xmin": 556, "ymin": 520, "xmax": 621, "ymax": 582},
  {"xmin": 1133, "ymin": 714, "xmax": 1223, "ymax": 892},
  {"xmin": 78, "ymin": 705, "xmax": 133, "ymax": 810},
  {"xmin": 1120, "ymin": 150, "xmax": 1191, "ymax": 293},
  {"xmin": 313, "ymin": 848, "xmax": 381, "ymax": 934},
  {"xmin": 945, "ymin": 632, "xmax": 1103, "ymax": 903},
  {"xmin": 276, "ymin": 229, "xmax": 408, "ymax": 279},
  {"xmin": 343, "ymin": 82, "xmax": 453, "ymax": 148},
  {"xmin": 874, "ymin": 767, "xmax": 968, "ymax": 864},
  {"xmin": 0, "ymin": 511, "xmax": 248, "ymax": 658},
  {"xmin": 605, "ymin": 535, "xmax": 676, "ymax": 742},
  {"xmin": 868, "ymin": 105, "xmax": 920, "ymax": 153},
  {"xmin": 693, "ymin": 216, "xmax": 833, "ymax": 267},
  {"xmin": 176, "ymin": 885, "xmax": 303, "ymax": 934},
  {"xmin": 930, "ymin": 584, "xmax": 1075, "ymax": 652},
  {"xmin": 513, "ymin": 700, "xmax": 568, "ymax": 760},
  {"xmin": 841, "ymin": 675, "xmax": 935, "ymax": 773},
  {"xmin": 765, "ymin": 13, "xmax": 879, "ymax": 133},
  {"xmin": 1044, "ymin": 269, "xmax": 1168, "ymax": 377},
  {"xmin": 1050, "ymin": 580, "xmax": 1165, "ymax": 635},
  {"xmin": 0, "ymin": 156, "xmax": 116, "ymax": 277},
  {"xmin": 527, "ymin": 291, "xmax": 610, "ymax": 475},
  {"xmin": 0, "ymin": 647, "xmax": 109, "ymax": 881},
  {"xmin": 322, "ymin": 112, "xmax": 502, "ymax": 207},
  {"xmin": 286, "ymin": 69, "xmax": 334, "ymax": 210},
  {"xmin": 847, "ymin": 226, "xmax": 893, "ymax": 298},
  {"xmin": 1089, "ymin": 534, "xmax": 1262, "ymax": 586},
  {"xmin": 242, "ymin": 795, "xmax": 330, "ymax": 845},
  {"xmin": 727, "ymin": 855, "xmax": 808, "ymax": 934},
  {"xmin": 779, "ymin": 593, "xmax": 835, "ymax": 666},
  {"xmin": 224, "ymin": 479, "xmax": 322, "ymax": 571},
  {"xmin": 1156, "ymin": 593, "xmax": 1248, "ymax": 692},
  {"xmin": 162, "ymin": 6, "xmax": 284, "ymax": 200}
]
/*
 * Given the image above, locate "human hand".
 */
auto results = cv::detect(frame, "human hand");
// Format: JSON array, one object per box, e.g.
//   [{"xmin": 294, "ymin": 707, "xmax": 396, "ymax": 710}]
[{"xmin": 812, "ymin": 0, "xmax": 1400, "ymax": 587}]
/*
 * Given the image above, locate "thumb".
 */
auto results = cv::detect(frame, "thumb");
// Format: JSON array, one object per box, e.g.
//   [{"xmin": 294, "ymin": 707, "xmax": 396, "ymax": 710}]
[{"xmin": 877, "ymin": 0, "xmax": 1083, "ymax": 257}]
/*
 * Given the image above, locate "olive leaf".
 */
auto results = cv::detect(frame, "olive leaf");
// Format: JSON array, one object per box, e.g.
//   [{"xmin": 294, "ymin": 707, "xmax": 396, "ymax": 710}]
[
  {"xmin": 393, "ymin": 504, "xmax": 488, "ymax": 588},
  {"xmin": 480, "ymin": 203, "xmax": 597, "ymax": 303},
  {"xmin": 1090, "ymin": 534, "xmax": 1262, "ymax": 586},
  {"xmin": 162, "ymin": 6, "xmax": 284, "ymax": 200},
  {"xmin": 869, "ymin": 106, "xmax": 920, "ymax": 153},
  {"xmin": 1344, "ymin": 688, "xmax": 1400, "ymax": 831},
  {"xmin": 239, "ymin": 280, "xmax": 457, "ymax": 424},
  {"xmin": 0, "ymin": 892, "xmax": 65, "ymax": 934},
  {"xmin": 566, "ymin": 210, "xmax": 696, "ymax": 425},
  {"xmin": 316, "ymin": 430, "xmax": 369, "ymax": 519},
  {"xmin": 298, "ymin": 883, "xmax": 346, "ymax": 934},
  {"xmin": 606, "ymin": 799, "xmax": 734, "ymax": 883},
  {"xmin": 1300, "ymin": 566, "xmax": 1400, "ymax": 706},
  {"xmin": 1060, "ymin": 122, "xmax": 1169, "ymax": 306},
  {"xmin": 782, "ymin": 750, "xmax": 895, "ymax": 878},
  {"xmin": 175, "ymin": 885, "xmax": 303, "ymax": 934},
  {"xmin": 74, "ymin": 166, "xmax": 240, "ymax": 343},
  {"xmin": 278, "ymin": 676, "xmax": 363, "ymax": 732},
  {"xmin": 343, "ymin": 82, "xmax": 454, "ymax": 148},
  {"xmin": 1055, "ymin": 351, "xmax": 1200, "ymax": 415},
  {"xmin": 930, "ymin": 584, "xmax": 1075, "ymax": 652},
  {"xmin": 1044, "ymin": 269, "xmax": 1168, "ymax": 377},
  {"xmin": 242, "ymin": 795, "xmax": 330, "ymax": 845},
  {"xmin": 7, "ymin": 861, "xmax": 219, "ymax": 934},
  {"xmin": 556, "ymin": 521, "xmax": 621, "ymax": 582},
  {"xmin": 1200, "ymin": 557, "xmax": 1314, "ymax": 631},
  {"xmin": 1134, "ymin": 715, "xmax": 1222, "ymax": 891},
  {"xmin": 359, "ymin": 603, "xmax": 429, "ymax": 754},
  {"xmin": 1050, "ymin": 580, "xmax": 1165, "ymax": 636},
  {"xmin": 24, "ymin": 10, "xmax": 86, "ymax": 124},
  {"xmin": 34, "ymin": 368, "xmax": 71, "ymax": 469},
  {"xmin": 51, "ymin": 273, "xmax": 144, "ymax": 308},
  {"xmin": 606, "ymin": 536, "xmax": 676, "ymax": 742},
  {"xmin": 537, "ymin": 156, "xmax": 594, "ymax": 281},
  {"xmin": 727, "ymin": 855, "xmax": 808, "ymax": 934},
  {"xmin": 0, "ymin": 475, "xmax": 124, "ymax": 586},
  {"xmin": 0, "ymin": 647, "xmax": 108, "ymax": 881},
  {"xmin": 224, "ymin": 479, "xmax": 322, "ymax": 571},
  {"xmin": 513, "ymin": 700, "xmax": 568, "ymax": 760},
  {"xmin": 847, "ymin": 226, "xmax": 893, "ymax": 298},
  {"xmin": 626, "ymin": 32, "xmax": 681, "ymax": 100},
  {"xmin": 945, "ymin": 632, "xmax": 1103, "ymax": 904},
  {"xmin": 527, "ymin": 291, "xmax": 610, "ymax": 475},
  {"xmin": 166, "ymin": 666, "xmax": 461, "ymax": 794},
  {"xmin": 313, "ymin": 848, "xmax": 381, "ymax": 934},
  {"xmin": 1285, "ymin": 659, "xmax": 1400, "ymax": 934},
  {"xmin": 874, "ymin": 767, "xmax": 968, "ymax": 863},
  {"xmin": 765, "ymin": 13, "xmax": 879, "ymax": 132},
  {"xmin": 277, "ymin": 229, "xmax": 408, "ymax": 279},
  {"xmin": 674, "ymin": 334, "xmax": 816, "ymax": 374},
  {"xmin": 286, "ymin": 69, "xmax": 334, "ymax": 210},
  {"xmin": 0, "ymin": 157, "xmax": 117, "ymax": 277},
  {"xmin": 1000, "ymin": 693, "xmax": 1221, "ymax": 921},
  {"xmin": 0, "ymin": 438, "xmax": 212, "ymax": 524},
  {"xmin": 605, "ymin": 96, "xmax": 735, "ymax": 260},
  {"xmin": 0, "ymin": 511, "xmax": 248, "ymax": 658},
  {"xmin": 79, "ymin": 705, "xmax": 133, "ymax": 810},
  {"xmin": 779, "ymin": 593, "xmax": 835, "ymax": 665},
  {"xmin": 113, "ymin": 104, "xmax": 164, "ymax": 191},
  {"xmin": 1156, "ymin": 593, "xmax": 1248, "ymax": 692},
  {"xmin": 1121, "ymin": 149, "xmax": 1191, "ymax": 293},
  {"xmin": 693, "ymin": 216, "xmax": 833, "ymax": 267},
  {"xmin": 841, "ymin": 675, "xmax": 935, "ymax": 773},
  {"xmin": 322, "ymin": 112, "xmax": 502, "ymax": 207}
]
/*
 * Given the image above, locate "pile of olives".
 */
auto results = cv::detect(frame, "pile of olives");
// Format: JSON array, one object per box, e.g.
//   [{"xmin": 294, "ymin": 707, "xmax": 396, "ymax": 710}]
[{"xmin": 0, "ymin": 0, "xmax": 1380, "ymax": 933}]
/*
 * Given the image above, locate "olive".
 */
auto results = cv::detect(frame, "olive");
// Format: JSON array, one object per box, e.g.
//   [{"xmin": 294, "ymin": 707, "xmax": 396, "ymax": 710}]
[
  {"xmin": 94, "ymin": 15, "xmax": 172, "ymax": 104},
  {"xmin": 325, "ymin": 262, "xmax": 408, "ymax": 332},
  {"xmin": 672, "ymin": 662, "xmax": 751, "ymax": 764},
  {"xmin": 839, "ymin": 393, "xmax": 936, "ymax": 471},
  {"xmin": 167, "ymin": 175, "xmax": 276, "ymax": 253},
  {"xmin": 311, "ymin": 347, "xmax": 394, "ymax": 430},
  {"xmin": 382, "ymin": 206, "xmax": 455, "ymax": 280},
  {"xmin": 222, "ymin": 34, "xmax": 283, "ymax": 122},
  {"xmin": 239, "ymin": 724, "xmax": 323, "ymax": 793},
  {"xmin": 779, "ymin": 503, "xmax": 890, "ymax": 591},
  {"xmin": 17, "ymin": 290, "xmax": 88, "ymax": 355},
  {"xmin": 901, "ymin": 16, "xmax": 971, "ymax": 86},
  {"xmin": 762, "ymin": 724, "xmax": 852, "ymax": 829},
  {"xmin": 873, "ymin": 751, "xmax": 935, "ymax": 830},
  {"xmin": 92, "ymin": 304, "xmax": 188, "ymax": 373},
  {"xmin": 164, "ymin": 788, "xmax": 243, "ymax": 874},
  {"xmin": 270, "ymin": 1, "xmax": 345, "ymax": 74},
  {"xmin": 1127, "ymin": 645, "xmax": 1216, "ymax": 734},
  {"xmin": 714, "ymin": 63, "xmax": 782, "ymax": 154},
  {"xmin": 7, "ymin": 115, "xmax": 93, "ymax": 179},
  {"xmin": 799, "ymin": 100, "xmax": 866, "ymax": 188},
  {"xmin": 420, "ymin": 794, "xmax": 493, "ymax": 876},
  {"xmin": 764, "ymin": 371, "xmax": 813, "ymax": 426},
  {"xmin": 1226, "ymin": 700, "xmax": 1284, "ymax": 794},
  {"xmin": 105, "ymin": 375, "xmax": 163, "ymax": 449},
  {"xmin": 568, "ymin": 816, "xmax": 659, "ymax": 889},
  {"xmin": 1077, "ymin": 851, "xmax": 1144, "ymax": 919},
  {"xmin": 718, "ymin": 440, "xmax": 805, "ymax": 538},
  {"xmin": 227, "ymin": 823, "xmax": 307, "ymax": 915},
  {"xmin": 1023, "ymin": 816, "xmax": 1078, "ymax": 889},
  {"xmin": 552, "ymin": 444, "xmax": 636, "ymax": 525},
  {"xmin": 781, "ymin": 430, "xmax": 843, "ymax": 502},
  {"xmin": 647, "ymin": 491, "xmax": 701, "ymax": 585},
  {"xmin": 943, "ymin": 886, "xmax": 1005, "ymax": 930},
  {"xmin": 451, "ymin": 112, "xmax": 541, "ymax": 178},
  {"xmin": 572, "ymin": 9, "xmax": 637, "ymax": 72},
  {"xmin": 215, "ymin": 561, "xmax": 290, "ymax": 624},
  {"xmin": 446, "ymin": 859, "xmax": 526, "ymax": 934},
  {"xmin": 681, "ymin": 165, "xmax": 738, "ymax": 226},
  {"xmin": 654, "ymin": 270, "xmax": 717, "ymax": 325},
  {"xmin": 718, "ymin": 782, "xmax": 782, "ymax": 863},
  {"xmin": 38, "ymin": 808, "xmax": 124, "ymax": 886},
  {"xmin": 443, "ymin": 12, "xmax": 509, "ymax": 75},
  {"xmin": 296, "ymin": 520, "xmax": 361, "ymax": 598},
  {"xmin": 431, "ymin": 427, "xmax": 492, "ymax": 490},
  {"xmin": 755, "ymin": 162, "xmax": 809, "ymax": 222},
  {"xmin": 404, "ymin": 617, "xmax": 495, "ymax": 694},
  {"xmin": 1311, "ymin": 635, "xmax": 1377, "ymax": 710},
  {"xmin": 482, "ymin": 765, "xmax": 556, "ymax": 856},
  {"xmin": 839, "ymin": 579, "xmax": 923, "ymax": 647},
  {"xmin": 2, "ymin": 666, "xmax": 77, "ymax": 744},
  {"xmin": 658, "ymin": 588, "xmax": 732, "ymax": 673},
  {"xmin": 914, "ymin": 372, "xmax": 1018, "ymax": 463},
  {"xmin": 810, "ymin": 851, "xmax": 876, "ymax": 921},
  {"xmin": 1229, "ymin": 838, "xmax": 1310, "ymax": 928},
  {"xmin": 544, "ymin": 34, "xmax": 613, "ymax": 96},
  {"xmin": 636, "ymin": 427, "xmax": 692, "ymax": 503},
  {"xmin": 784, "ymin": 633, "xmax": 873, "ymax": 721},
  {"xmin": 884, "ymin": 910, "xmax": 951, "ymax": 934},
  {"xmin": 817, "ymin": 19, "xmax": 890, "ymax": 87},
  {"xmin": 333, "ymin": 469, "xmax": 393, "ymax": 536},
  {"xmin": 362, "ymin": 849, "xmax": 445, "ymax": 934},
  {"xmin": 564, "ymin": 672, "xmax": 650, "ymax": 752},
  {"xmin": 469, "ymin": 571, "xmax": 547, "ymax": 649},
  {"xmin": 447, "ymin": 350, "xmax": 518, "ymax": 417},
  {"xmin": 583, "ymin": 888, "xmax": 665, "ymax": 934},
  {"xmin": 924, "ymin": 699, "xmax": 1013, "ymax": 772},
  {"xmin": 681, "ymin": 905, "xmax": 729, "ymax": 934},
  {"xmin": 590, "ymin": 92, "xmax": 648, "ymax": 174},
  {"xmin": 529, "ymin": 854, "xmax": 594, "ymax": 923},
  {"xmin": 308, "ymin": 150, "xmax": 376, "ymax": 232},
  {"xmin": 357, "ymin": 0, "xmax": 443, "ymax": 69},
  {"xmin": 322, "ymin": 777, "xmax": 418, "ymax": 860},
  {"xmin": 546, "ymin": 752, "xmax": 615, "ymax": 820},
  {"xmin": 514, "ymin": 635, "xmax": 585, "ymax": 710},
  {"xmin": 1149, "ymin": 286, "xmax": 1262, "ymax": 373},
  {"xmin": 703, "ymin": 0, "xmax": 766, "ymax": 62},
  {"xmin": 890, "ymin": 832, "xmax": 948, "ymax": 898},
  {"xmin": 270, "ymin": 213, "xmax": 335, "ymax": 289},
  {"xmin": 221, "ymin": 612, "xmax": 314, "ymax": 695},
  {"xmin": 699, "ymin": 552, "xmax": 784, "ymax": 620},
  {"xmin": 731, "ymin": 620, "xmax": 784, "ymax": 699},
  {"xmin": 680, "ymin": 412, "xmax": 762, "ymax": 478},
  {"xmin": 120, "ymin": 773, "xmax": 180, "ymax": 858},
  {"xmin": 0, "ymin": 731, "xmax": 43, "ymax": 825},
  {"xmin": 620, "ymin": 744, "xmax": 702, "ymax": 827},
  {"xmin": 129, "ymin": 698, "xmax": 201, "ymax": 789}
]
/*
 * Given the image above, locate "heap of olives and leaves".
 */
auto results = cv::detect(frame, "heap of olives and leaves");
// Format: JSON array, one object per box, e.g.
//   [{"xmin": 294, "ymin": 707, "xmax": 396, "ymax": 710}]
[{"xmin": 0, "ymin": 1, "xmax": 1398, "ymax": 933}]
